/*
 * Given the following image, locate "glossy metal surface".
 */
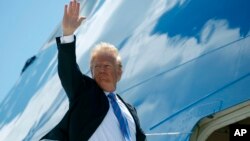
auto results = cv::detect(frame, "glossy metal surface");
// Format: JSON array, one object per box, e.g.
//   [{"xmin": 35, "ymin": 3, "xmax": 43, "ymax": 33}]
[{"xmin": 0, "ymin": 0, "xmax": 249, "ymax": 140}]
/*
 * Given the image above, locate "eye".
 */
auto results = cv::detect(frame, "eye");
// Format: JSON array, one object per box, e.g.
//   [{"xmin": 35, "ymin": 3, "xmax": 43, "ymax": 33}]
[
  {"xmin": 94, "ymin": 65, "xmax": 101, "ymax": 69},
  {"xmin": 104, "ymin": 64, "xmax": 112, "ymax": 69}
]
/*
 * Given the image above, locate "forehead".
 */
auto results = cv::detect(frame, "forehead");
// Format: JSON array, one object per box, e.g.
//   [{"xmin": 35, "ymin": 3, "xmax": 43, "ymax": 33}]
[{"xmin": 92, "ymin": 53, "xmax": 116, "ymax": 64}]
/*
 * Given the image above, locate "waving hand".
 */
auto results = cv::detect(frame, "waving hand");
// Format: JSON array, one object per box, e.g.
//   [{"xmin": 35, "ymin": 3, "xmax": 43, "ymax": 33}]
[{"xmin": 62, "ymin": 0, "xmax": 86, "ymax": 36}]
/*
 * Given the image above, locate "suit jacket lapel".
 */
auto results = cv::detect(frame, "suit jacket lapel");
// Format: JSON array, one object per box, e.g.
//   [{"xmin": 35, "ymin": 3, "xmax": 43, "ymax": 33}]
[
  {"xmin": 114, "ymin": 94, "xmax": 146, "ymax": 141},
  {"xmin": 116, "ymin": 94, "xmax": 141, "ymax": 131}
]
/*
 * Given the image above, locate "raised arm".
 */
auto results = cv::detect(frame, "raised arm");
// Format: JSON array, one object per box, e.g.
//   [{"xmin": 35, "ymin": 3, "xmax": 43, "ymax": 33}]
[
  {"xmin": 57, "ymin": 0, "xmax": 87, "ymax": 102},
  {"xmin": 62, "ymin": 0, "xmax": 85, "ymax": 36}
]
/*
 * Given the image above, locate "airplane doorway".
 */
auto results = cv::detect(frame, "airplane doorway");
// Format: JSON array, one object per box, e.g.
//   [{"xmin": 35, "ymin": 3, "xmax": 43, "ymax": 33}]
[{"xmin": 190, "ymin": 100, "xmax": 250, "ymax": 141}]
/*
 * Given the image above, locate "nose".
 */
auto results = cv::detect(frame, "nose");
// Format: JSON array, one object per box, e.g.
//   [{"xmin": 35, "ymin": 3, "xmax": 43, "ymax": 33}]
[{"xmin": 99, "ymin": 67, "xmax": 105, "ymax": 72}]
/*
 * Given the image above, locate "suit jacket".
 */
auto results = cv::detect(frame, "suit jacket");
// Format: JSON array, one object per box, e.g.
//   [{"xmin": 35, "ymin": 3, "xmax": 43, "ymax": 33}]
[{"xmin": 41, "ymin": 37, "xmax": 146, "ymax": 141}]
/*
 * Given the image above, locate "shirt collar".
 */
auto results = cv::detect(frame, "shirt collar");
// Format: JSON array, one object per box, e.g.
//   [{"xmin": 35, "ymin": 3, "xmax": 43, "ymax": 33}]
[{"xmin": 104, "ymin": 91, "xmax": 116, "ymax": 96}]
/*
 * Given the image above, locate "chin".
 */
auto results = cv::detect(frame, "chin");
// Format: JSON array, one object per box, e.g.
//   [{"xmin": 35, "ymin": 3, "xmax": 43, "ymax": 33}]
[{"xmin": 101, "ymin": 84, "xmax": 115, "ymax": 92}]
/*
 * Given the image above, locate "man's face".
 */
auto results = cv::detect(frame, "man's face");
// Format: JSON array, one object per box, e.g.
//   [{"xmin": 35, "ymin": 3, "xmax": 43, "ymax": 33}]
[{"xmin": 91, "ymin": 53, "xmax": 122, "ymax": 92}]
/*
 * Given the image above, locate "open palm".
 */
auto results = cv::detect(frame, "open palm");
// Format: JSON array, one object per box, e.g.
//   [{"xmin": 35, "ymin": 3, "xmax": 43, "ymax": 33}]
[{"xmin": 62, "ymin": 0, "xmax": 85, "ymax": 36}]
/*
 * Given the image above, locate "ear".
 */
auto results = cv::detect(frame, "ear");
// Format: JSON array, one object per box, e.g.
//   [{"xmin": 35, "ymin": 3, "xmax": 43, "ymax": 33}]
[
  {"xmin": 90, "ymin": 67, "xmax": 94, "ymax": 77},
  {"xmin": 116, "ymin": 67, "xmax": 123, "ymax": 82}
]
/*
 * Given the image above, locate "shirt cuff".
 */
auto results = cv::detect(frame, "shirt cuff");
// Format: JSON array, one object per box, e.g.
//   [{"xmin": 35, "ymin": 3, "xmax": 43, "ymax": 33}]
[{"xmin": 60, "ymin": 35, "xmax": 74, "ymax": 44}]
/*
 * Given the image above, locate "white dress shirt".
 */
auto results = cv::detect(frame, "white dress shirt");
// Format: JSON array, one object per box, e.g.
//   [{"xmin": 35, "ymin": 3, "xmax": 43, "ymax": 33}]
[
  {"xmin": 89, "ymin": 92, "xmax": 136, "ymax": 141},
  {"xmin": 60, "ymin": 36, "xmax": 136, "ymax": 141}
]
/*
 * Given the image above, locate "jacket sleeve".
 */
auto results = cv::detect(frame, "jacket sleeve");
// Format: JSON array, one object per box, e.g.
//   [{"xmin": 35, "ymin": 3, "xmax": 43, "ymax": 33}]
[
  {"xmin": 40, "ymin": 110, "xmax": 70, "ymax": 141},
  {"xmin": 56, "ymin": 36, "xmax": 88, "ymax": 102}
]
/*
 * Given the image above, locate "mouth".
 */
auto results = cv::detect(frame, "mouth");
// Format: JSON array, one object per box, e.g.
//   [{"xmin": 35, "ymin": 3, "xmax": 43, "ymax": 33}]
[{"xmin": 98, "ymin": 75, "xmax": 109, "ymax": 81}]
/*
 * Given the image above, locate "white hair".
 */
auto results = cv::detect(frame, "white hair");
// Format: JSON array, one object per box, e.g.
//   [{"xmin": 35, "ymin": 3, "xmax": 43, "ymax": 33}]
[{"xmin": 90, "ymin": 42, "xmax": 122, "ymax": 68}]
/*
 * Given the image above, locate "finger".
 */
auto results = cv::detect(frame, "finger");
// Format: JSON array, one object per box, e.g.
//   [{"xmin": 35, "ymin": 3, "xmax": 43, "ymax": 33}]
[
  {"xmin": 63, "ymin": 4, "xmax": 68, "ymax": 22},
  {"xmin": 72, "ymin": 0, "xmax": 77, "ymax": 12},
  {"xmin": 64, "ymin": 5, "xmax": 68, "ymax": 17},
  {"xmin": 76, "ymin": 2, "xmax": 80, "ymax": 16},
  {"xmin": 78, "ymin": 16, "xmax": 86, "ymax": 25},
  {"xmin": 69, "ymin": 1, "xmax": 73, "ymax": 15}
]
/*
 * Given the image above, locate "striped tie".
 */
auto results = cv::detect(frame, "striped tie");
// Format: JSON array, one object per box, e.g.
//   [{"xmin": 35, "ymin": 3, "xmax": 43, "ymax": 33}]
[{"xmin": 108, "ymin": 93, "xmax": 132, "ymax": 141}]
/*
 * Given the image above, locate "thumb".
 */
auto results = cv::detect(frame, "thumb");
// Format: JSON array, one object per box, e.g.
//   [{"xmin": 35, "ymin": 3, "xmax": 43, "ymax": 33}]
[{"xmin": 78, "ymin": 16, "xmax": 86, "ymax": 25}]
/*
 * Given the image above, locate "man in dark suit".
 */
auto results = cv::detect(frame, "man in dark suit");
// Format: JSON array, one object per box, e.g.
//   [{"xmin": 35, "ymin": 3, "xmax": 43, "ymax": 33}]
[{"xmin": 41, "ymin": 0, "xmax": 146, "ymax": 141}]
